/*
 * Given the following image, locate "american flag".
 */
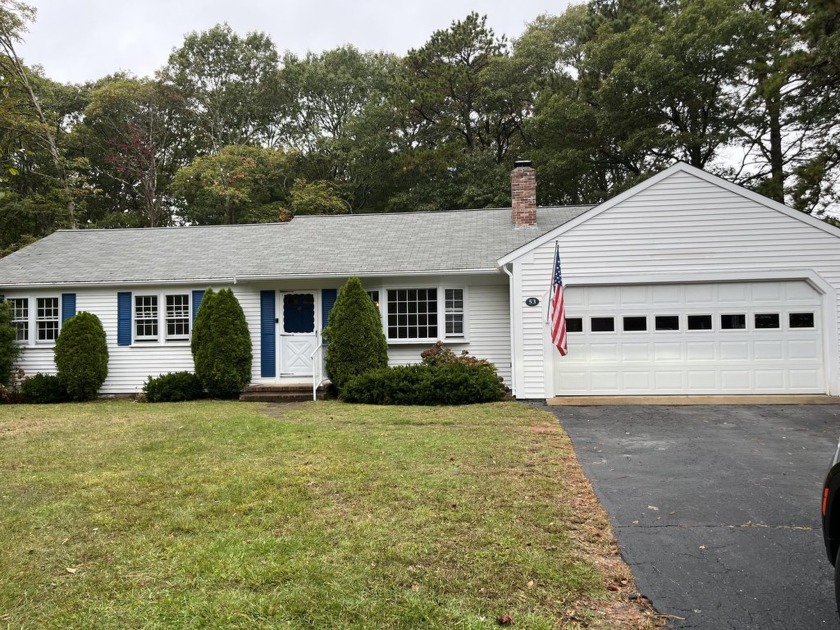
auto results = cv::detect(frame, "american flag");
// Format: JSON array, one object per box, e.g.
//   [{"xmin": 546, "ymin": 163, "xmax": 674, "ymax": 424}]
[{"xmin": 549, "ymin": 245, "xmax": 568, "ymax": 356}]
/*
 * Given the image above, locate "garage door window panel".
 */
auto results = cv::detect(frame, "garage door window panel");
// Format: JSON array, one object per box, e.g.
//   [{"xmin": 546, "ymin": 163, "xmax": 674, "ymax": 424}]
[
  {"xmin": 591, "ymin": 317, "xmax": 615, "ymax": 333},
  {"xmin": 655, "ymin": 315, "xmax": 679, "ymax": 331},
  {"xmin": 566, "ymin": 318, "xmax": 583, "ymax": 333},
  {"xmin": 687, "ymin": 315, "xmax": 713, "ymax": 330},
  {"xmin": 755, "ymin": 313, "xmax": 780, "ymax": 329},
  {"xmin": 789, "ymin": 313, "xmax": 815, "ymax": 328},
  {"xmin": 721, "ymin": 314, "xmax": 746, "ymax": 330},
  {"xmin": 623, "ymin": 316, "xmax": 647, "ymax": 332}
]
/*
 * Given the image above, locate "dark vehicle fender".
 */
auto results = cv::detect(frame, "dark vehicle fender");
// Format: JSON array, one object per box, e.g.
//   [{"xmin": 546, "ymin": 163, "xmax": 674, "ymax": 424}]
[{"xmin": 823, "ymin": 462, "xmax": 840, "ymax": 564}]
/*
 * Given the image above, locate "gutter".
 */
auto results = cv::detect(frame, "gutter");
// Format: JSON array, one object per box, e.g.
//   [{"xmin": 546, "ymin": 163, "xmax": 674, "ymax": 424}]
[{"xmin": 0, "ymin": 268, "xmax": 505, "ymax": 290}]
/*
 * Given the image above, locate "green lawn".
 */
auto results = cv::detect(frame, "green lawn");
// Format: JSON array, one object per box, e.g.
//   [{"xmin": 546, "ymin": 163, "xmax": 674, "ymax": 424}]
[{"xmin": 0, "ymin": 401, "xmax": 655, "ymax": 629}]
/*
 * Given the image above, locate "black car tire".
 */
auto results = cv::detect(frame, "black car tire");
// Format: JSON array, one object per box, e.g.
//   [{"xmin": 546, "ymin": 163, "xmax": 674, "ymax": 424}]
[{"xmin": 836, "ymin": 545, "xmax": 840, "ymax": 617}]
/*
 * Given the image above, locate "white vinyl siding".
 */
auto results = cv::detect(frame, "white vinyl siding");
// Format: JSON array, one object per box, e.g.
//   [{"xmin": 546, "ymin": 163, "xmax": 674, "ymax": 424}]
[
  {"xmin": 9, "ymin": 277, "xmax": 512, "ymax": 395},
  {"xmin": 512, "ymin": 169, "xmax": 840, "ymax": 397},
  {"xmin": 384, "ymin": 282, "xmax": 511, "ymax": 385}
]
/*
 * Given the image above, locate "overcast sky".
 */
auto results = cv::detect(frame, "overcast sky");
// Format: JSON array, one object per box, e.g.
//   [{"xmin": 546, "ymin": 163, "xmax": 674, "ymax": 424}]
[{"xmin": 17, "ymin": 0, "xmax": 576, "ymax": 85}]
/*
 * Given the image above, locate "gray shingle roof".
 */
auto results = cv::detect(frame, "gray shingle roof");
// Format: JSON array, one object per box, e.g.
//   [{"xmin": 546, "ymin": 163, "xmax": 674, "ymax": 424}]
[{"xmin": 0, "ymin": 206, "xmax": 592, "ymax": 287}]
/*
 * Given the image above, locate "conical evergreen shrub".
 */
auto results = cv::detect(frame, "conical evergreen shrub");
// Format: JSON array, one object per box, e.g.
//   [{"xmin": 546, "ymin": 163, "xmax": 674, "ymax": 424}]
[
  {"xmin": 324, "ymin": 277, "xmax": 388, "ymax": 392},
  {"xmin": 191, "ymin": 288, "xmax": 252, "ymax": 398}
]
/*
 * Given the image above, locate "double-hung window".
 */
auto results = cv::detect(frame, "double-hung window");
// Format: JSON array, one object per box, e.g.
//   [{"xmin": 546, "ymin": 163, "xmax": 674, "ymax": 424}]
[
  {"xmin": 165, "ymin": 294, "xmax": 190, "ymax": 339},
  {"xmin": 9, "ymin": 298, "xmax": 29, "ymax": 342},
  {"xmin": 36, "ymin": 297, "xmax": 59, "ymax": 342},
  {"xmin": 135, "ymin": 295, "xmax": 159, "ymax": 340},
  {"xmin": 134, "ymin": 293, "xmax": 191, "ymax": 342},
  {"xmin": 444, "ymin": 289, "xmax": 464, "ymax": 337}
]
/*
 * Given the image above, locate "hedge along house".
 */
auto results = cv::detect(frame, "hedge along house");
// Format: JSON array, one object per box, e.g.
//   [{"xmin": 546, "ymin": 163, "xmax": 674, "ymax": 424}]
[{"xmin": 1, "ymin": 161, "xmax": 839, "ymax": 399}]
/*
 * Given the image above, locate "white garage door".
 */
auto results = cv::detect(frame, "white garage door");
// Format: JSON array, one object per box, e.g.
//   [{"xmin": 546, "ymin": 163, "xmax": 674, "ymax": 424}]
[{"xmin": 553, "ymin": 280, "xmax": 825, "ymax": 395}]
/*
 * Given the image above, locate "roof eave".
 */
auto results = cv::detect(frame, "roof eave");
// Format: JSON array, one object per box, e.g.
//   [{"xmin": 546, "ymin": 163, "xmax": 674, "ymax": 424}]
[{"xmin": 0, "ymin": 267, "xmax": 503, "ymax": 289}]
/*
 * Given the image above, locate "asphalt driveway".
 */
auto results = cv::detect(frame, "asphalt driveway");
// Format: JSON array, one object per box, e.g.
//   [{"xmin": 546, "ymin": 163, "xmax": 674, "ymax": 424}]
[{"xmin": 550, "ymin": 404, "xmax": 840, "ymax": 629}]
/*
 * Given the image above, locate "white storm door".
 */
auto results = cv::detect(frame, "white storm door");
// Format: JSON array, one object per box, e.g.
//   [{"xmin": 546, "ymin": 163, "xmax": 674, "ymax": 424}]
[{"xmin": 279, "ymin": 292, "xmax": 318, "ymax": 376}]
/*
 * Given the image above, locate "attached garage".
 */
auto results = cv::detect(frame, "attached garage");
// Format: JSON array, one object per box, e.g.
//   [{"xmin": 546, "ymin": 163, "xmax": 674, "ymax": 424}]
[
  {"xmin": 501, "ymin": 162, "xmax": 840, "ymax": 399},
  {"xmin": 554, "ymin": 280, "xmax": 825, "ymax": 395}
]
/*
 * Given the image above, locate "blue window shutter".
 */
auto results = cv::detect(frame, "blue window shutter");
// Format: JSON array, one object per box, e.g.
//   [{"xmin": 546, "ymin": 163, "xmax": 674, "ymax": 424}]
[
  {"xmin": 321, "ymin": 288, "xmax": 337, "ymax": 346},
  {"xmin": 191, "ymin": 290, "xmax": 205, "ymax": 322},
  {"xmin": 260, "ymin": 290, "xmax": 276, "ymax": 378},
  {"xmin": 117, "ymin": 292, "xmax": 132, "ymax": 346},
  {"xmin": 61, "ymin": 293, "xmax": 76, "ymax": 323}
]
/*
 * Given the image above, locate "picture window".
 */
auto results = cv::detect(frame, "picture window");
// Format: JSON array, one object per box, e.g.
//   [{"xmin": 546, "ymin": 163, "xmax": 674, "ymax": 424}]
[{"xmin": 387, "ymin": 288, "xmax": 438, "ymax": 340}]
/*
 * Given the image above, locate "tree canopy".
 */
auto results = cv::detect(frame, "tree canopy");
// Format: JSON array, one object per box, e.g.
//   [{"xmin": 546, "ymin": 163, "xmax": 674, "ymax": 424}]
[{"xmin": 1, "ymin": 0, "xmax": 838, "ymax": 256}]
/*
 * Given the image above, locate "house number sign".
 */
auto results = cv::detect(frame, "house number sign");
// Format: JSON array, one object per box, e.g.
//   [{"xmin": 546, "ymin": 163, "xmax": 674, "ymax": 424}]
[{"xmin": 525, "ymin": 297, "xmax": 540, "ymax": 307}]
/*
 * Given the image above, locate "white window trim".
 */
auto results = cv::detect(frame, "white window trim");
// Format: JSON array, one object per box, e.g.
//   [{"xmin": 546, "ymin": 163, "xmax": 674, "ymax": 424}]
[
  {"xmin": 132, "ymin": 292, "xmax": 192, "ymax": 345},
  {"xmin": 164, "ymin": 294, "xmax": 191, "ymax": 341},
  {"xmin": 134, "ymin": 294, "xmax": 160, "ymax": 342},
  {"xmin": 4, "ymin": 295, "xmax": 62, "ymax": 347},
  {"xmin": 8, "ymin": 297, "xmax": 30, "ymax": 344},
  {"xmin": 364, "ymin": 284, "xmax": 469, "ymax": 344},
  {"xmin": 35, "ymin": 296, "xmax": 61, "ymax": 344}
]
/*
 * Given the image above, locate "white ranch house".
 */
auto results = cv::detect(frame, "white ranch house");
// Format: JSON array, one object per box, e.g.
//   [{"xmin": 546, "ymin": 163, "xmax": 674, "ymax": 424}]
[{"xmin": 1, "ymin": 162, "xmax": 839, "ymax": 399}]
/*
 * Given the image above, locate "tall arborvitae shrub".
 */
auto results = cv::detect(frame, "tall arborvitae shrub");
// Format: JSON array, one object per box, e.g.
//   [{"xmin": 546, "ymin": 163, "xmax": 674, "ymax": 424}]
[
  {"xmin": 191, "ymin": 288, "xmax": 252, "ymax": 398},
  {"xmin": 0, "ymin": 301, "xmax": 21, "ymax": 385},
  {"xmin": 323, "ymin": 277, "xmax": 388, "ymax": 392},
  {"xmin": 54, "ymin": 312, "xmax": 109, "ymax": 401}
]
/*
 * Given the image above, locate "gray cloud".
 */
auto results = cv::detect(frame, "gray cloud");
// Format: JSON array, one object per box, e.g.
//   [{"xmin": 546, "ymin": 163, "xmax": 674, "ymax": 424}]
[{"xmin": 19, "ymin": 0, "xmax": 574, "ymax": 83}]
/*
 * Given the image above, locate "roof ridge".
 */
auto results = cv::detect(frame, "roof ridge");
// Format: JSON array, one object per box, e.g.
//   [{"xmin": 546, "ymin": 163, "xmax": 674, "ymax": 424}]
[{"xmin": 52, "ymin": 205, "xmax": 596, "ymax": 234}]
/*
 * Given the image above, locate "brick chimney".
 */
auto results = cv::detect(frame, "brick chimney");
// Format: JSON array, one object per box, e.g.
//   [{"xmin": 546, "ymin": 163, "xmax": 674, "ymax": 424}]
[{"xmin": 511, "ymin": 160, "xmax": 537, "ymax": 228}]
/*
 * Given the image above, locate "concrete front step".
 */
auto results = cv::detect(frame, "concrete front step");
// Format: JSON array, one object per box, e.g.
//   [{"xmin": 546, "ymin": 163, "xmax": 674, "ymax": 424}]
[{"xmin": 240, "ymin": 384, "xmax": 327, "ymax": 403}]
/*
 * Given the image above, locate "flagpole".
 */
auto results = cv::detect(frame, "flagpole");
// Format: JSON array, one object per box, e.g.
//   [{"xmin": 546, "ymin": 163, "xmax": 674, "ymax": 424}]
[{"xmin": 546, "ymin": 240, "xmax": 559, "ymax": 324}]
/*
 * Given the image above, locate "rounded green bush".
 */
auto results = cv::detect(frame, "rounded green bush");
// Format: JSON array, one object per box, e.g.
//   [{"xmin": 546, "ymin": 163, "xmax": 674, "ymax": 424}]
[
  {"xmin": 21, "ymin": 373, "xmax": 69, "ymax": 404},
  {"xmin": 191, "ymin": 288, "xmax": 252, "ymax": 398},
  {"xmin": 54, "ymin": 312, "xmax": 109, "ymax": 401},
  {"xmin": 143, "ymin": 371, "xmax": 204, "ymax": 403},
  {"xmin": 340, "ymin": 361, "xmax": 505, "ymax": 405},
  {"xmin": 324, "ymin": 277, "xmax": 388, "ymax": 392}
]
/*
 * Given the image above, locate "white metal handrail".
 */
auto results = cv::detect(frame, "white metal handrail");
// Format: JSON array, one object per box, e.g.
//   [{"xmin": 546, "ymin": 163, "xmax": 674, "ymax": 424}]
[{"xmin": 309, "ymin": 334, "xmax": 327, "ymax": 401}]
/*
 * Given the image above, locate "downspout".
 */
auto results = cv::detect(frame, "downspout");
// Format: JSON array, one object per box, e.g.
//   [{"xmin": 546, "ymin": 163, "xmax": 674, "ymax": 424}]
[{"xmin": 502, "ymin": 263, "xmax": 517, "ymax": 398}]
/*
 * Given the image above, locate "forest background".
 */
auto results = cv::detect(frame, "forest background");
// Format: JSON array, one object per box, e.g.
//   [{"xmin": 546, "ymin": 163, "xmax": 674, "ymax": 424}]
[{"xmin": 1, "ymin": 0, "xmax": 838, "ymax": 256}]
